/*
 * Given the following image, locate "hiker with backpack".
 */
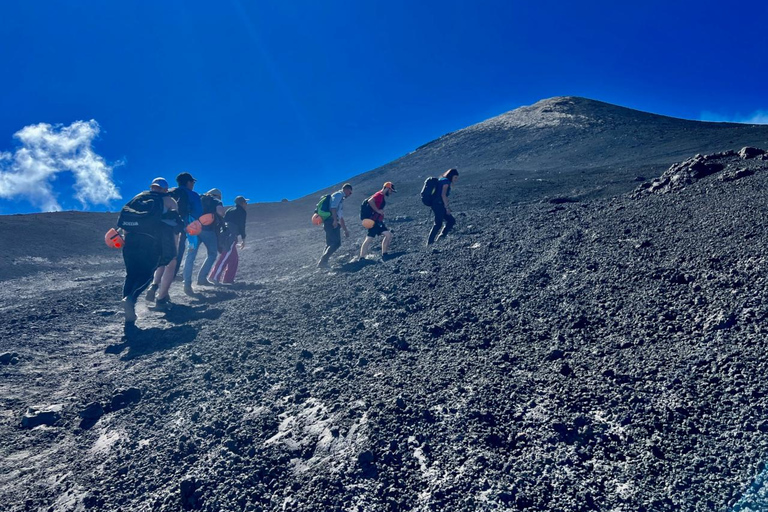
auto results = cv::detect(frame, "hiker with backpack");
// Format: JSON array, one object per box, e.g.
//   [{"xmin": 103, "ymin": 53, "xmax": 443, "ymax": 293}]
[
  {"xmin": 183, "ymin": 188, "xmax": 227, "ymax": 291},
  {"xmin": 424, "ymin": 168, "xmax": 458, "ymax": 246},
  {"xmin": 317, "ymin": 183, "xmax": 353, "ymax": 268},
  {"xmin": 146, "ymin": 172, "xmax": 201, "ymax": 305},
  {"xmin": 170, "ymin": 172, "xmax": 202, "ymax": 278},
  {"xmin": 118, "ymin": 177, "xmax": 178, "ymax": 323},
  {"xmin": 209, "ymin": 196, "xmax": 249, "ymax": 284},
  {"xmin": 359, "ymin": 182, "xmax": 396, "ymax": 261}
]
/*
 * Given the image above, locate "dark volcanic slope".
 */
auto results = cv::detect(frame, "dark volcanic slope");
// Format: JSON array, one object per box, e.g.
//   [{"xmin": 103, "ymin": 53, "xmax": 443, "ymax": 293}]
[
  {"xmin": 3, "ymin": 98, "xmax": 768, "ymax": 511},
  {"xmin": 2, "ymin": 96, "xmax": 767, "ymax": 283},
  {"xmin": 3, "ymin": 148, "xmax": 768, "ymax": 511}
]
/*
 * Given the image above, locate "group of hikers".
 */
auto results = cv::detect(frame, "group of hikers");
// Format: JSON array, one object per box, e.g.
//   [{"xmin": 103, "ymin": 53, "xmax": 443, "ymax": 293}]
[
  {"xmin": 116, "ymin": 172, "xmax": 248, "ymax": 323},
  {"xmin": 114, "ymin": 167, "xmax": 459, "ymax": 324}
]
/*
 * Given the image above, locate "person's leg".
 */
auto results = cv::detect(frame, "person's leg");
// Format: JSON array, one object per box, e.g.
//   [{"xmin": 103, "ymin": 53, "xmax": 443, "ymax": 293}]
[
  {"xmin": 440, "ymin": 213, "xmax": 456, "ymax": 238},
  {"xmin": 197, "ymin": 230, "xmax": 218, "ymax": 284},
  {"xmin": 156, "ymin": 258, "xmax": 177, "ymax": 301},
  {"xmin": 222, "ymin": 244, "xmax": 239, "ymax": 283},
  {"xmin": 210, "ymin": 242, "xmax": 235, "ymax": 282},
  {"xmin": 320, "ymin": 222, "xmax": 341, "ymax": 265},
  {"xmin": 381, "ymin": 231, "xmax": 393, "ymax": 255},
  {"xmin": 183, "ymin": 239, "xmax": 198, "ymax": 287},
  {"xmin": 173, "ymin": 232, "xmax": 187, "ymax": 278},
  {"xmin": 428, "ymin": 204, "xmax": 445, "ymax": 245},
  {"xmin": 360, "ymin": 236, "xmax": 375, "ymax": 258},
  {"xmin": 123, "ymin": 234, "xmax": 161, "ymax": 320}
]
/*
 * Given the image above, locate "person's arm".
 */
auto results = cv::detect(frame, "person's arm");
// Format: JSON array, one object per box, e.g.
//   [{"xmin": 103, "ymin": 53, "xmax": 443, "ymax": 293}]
[
  {"xmin": 331, "ymin": 207, "xmax": 339, "ymax": 226},
  {"xmin": 368, "ymin": 197, "xmax": 384, "ymax": 217},
  {"xmin": 340, "ymin": 217, "xmax": 349, "ymax": 237},
  {"xmin": 238, "ymin": 210, "xmax": 247, "ymax": 248},
  {"xmin": 441, "ymin": 184, "xmax": 450, "ymax": 214}
]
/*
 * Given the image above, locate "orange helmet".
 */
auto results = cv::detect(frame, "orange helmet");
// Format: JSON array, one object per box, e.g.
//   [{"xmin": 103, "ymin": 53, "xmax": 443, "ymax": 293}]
[
  {"xmin": 311, "ymin": 213, "xmax": 323, "ymax": 226},
  {"xmin": 198, "ymin": 213, "xmax": 215, "ymax": 226},
  {"xmin": 362, "ymin": 218, "xmax": 375, "ymax": 229},
  {"xmin": 105, "ymin": 228, "xmax": 124, "ymax": 249},
  {"xmin": 186, "ymin": 220, "xmax": 202, "ymax": 235}
]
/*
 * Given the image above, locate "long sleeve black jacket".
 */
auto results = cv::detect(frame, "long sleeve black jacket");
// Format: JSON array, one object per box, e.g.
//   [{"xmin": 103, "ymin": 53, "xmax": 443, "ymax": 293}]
[{"xmin": 224, "ymin": 205, "xmax": 247, "ymax": 240}]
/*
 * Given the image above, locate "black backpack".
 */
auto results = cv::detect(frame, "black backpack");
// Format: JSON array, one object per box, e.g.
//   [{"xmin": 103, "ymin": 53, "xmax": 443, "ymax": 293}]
[
  {"xmin": 360, "ymin": 197, "xmax": 374, "ymax": 220},
  {"xmin": 170, "ymin": 187, "xmax": 190, "ymax": 223},
  {"xmin": 421, "ymin": 177, "xmax": 439, "ymax": 206},
  {"xmin": 117, "ymin": 191, "xmax": 164, "ymax": 235}
]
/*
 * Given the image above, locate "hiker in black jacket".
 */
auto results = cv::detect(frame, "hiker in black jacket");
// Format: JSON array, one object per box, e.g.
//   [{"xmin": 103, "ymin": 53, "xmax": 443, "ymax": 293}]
[
  {"xmin": 209, "ymin": 196, "xmax": 248, "ymax": 284},
  {"xmin": 427, "ymin": 168, "xmax": 458, "ymax": 245},
  {"xmin": 120, "ymin": 178, "xmax": 177, "ymax": 323}
]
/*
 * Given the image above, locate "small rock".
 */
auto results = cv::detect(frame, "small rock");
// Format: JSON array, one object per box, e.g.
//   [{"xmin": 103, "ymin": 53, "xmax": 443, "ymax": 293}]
[
  {"xmin": 357, "ymin": 450, "xmax": 375, "ymax": 465},
  {"xmin": 180, "ymin": 476, "xmax": 198, "ymax": 509},
  {"xmin": 300, "ymin": 350, "xmax": 314, "ymax": 359},
  {"xmin": 721, "ymin": 168, "xmax": 755, "ymax": 182},
  {"xmin": 21, "ymin": 408, "xmax": 60, "ymax": 428},
  {"xmin": 295, "ymin": 361, "xmax": 306, "ymax": 373},
  {"xmin": 0, "ymin": 352, "xmax": 19, "ymax": 365},
  {"xmin": 546, "ymin": 349, "xmax": 565, "ymax": 361},
  {"xmin": 79, "ymin": 402, "xmax": 104, "ymax": 420},
  {"xmin": 395, "ymin": 397, "xmax": 406, "ymax": 409},
  {"xmin": 357, "ymin": 357, "xmax": 368, "ymax": 367},
  {"xmin": 111, "ymin": 387, "xmax": 142, "ymax": 411}
]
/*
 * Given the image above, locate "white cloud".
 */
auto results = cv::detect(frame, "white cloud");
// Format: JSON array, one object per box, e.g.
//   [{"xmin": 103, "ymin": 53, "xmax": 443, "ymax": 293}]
[
  {"xmin": 700, "ymin": 110, "xmax": 768, "ymax": 125},
  {"xmin": 0, "ymin": 120, "xmax": 121, "ymax": 212}
]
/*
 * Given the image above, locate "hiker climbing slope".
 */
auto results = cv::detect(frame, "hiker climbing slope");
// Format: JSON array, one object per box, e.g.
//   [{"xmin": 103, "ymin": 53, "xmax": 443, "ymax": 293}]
[
  {"xmin": 426, "ymin": 168, "xmax": 458, "ymax": 245},
  {"xmin": 317, "ymin": 183, "xmax": 353, "ymax": 268},
  {"xmin": 184, "ymin": 188, "xmax": 226, "ymax": 290},
  {"xmin": 209, "ymin": 195, "xmax": 248, "ymax": 284},
  {"xmin": 118, "ymin": 177, "xmax": 173, "ymax": 323},
  {"xmin": 360, "ymin": 182, "xmax": 396, "ymax": 261}
]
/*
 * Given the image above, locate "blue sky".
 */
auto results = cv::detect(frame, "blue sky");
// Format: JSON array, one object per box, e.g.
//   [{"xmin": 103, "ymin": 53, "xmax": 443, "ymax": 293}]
[{"xmin": 1, "ymin": 0, "xmax": 766, "ymax": 213}]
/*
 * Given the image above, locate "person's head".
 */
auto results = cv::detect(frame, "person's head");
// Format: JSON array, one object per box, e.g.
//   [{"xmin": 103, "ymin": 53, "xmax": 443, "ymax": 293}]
[
  {"xmin": 150, "ymin": 177, "xmax": 169, "ymax": 193},
  {"xmin": 206, "ymin": 188, "xmax": 222, "ymax": 201},
  {"xmin": 176, "ymin": 172, "xmax": 196, "ymax": 190},
  {"xmin": 235, "ymin": 195, "xmax": 249, "ymax": 207},
  {"xmin": 342, "ymin": 183, "xmax": 353, "ymax": 198},
  {"xmin": 382, "ymin": 181, "xmax": 396, "ymax": 197},
  {"xmin": 442, "ymin": 168, "xmax": 459, "ymax": 183}
]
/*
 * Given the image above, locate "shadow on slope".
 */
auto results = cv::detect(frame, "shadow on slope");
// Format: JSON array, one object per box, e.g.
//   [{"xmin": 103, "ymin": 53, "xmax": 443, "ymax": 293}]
[{"xmin": 105, "ymin": 323, "xmax": 198, "ymax": 360}]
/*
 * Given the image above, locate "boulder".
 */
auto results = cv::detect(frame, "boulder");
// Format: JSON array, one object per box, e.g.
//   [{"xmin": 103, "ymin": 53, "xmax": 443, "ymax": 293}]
[{"xmin": 738, "ymin": 147, "xmax": 765, "ymax": 159}]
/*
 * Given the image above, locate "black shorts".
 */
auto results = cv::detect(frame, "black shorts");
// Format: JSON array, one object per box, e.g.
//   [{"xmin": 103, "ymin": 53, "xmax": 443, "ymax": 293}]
[{"xmin": 367, "ymin": 222, "xmax": 389, "ymax": 237}]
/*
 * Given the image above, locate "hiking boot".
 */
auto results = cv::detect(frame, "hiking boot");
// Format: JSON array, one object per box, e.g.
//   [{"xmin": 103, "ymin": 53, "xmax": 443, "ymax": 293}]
[
  {"xmin": 145, "ymin": 283, "xmax": 158, "ymax": 302},
  {"xmin": 183, "ymin": 284, "xmax": 196, "ymax": 296},
  {"xmin": 317, "ymin": 259, "xmax": 329, "ymax": 269},
  {"xmin": 151, "ymin": 296, "xmax": 172, "ymax": 311},
  {"xmin": 197, "ymin": 279, "xmax": 214, "ymax": 286},
  {"xmin": 122, "ymin": 297, "xmax": 137, "ymax": 323}
]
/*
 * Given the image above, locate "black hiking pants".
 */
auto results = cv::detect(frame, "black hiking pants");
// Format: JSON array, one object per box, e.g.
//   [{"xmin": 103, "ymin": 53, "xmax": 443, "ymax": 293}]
[
  {"xmin": 173, "ymin": 232, "xmax": 187, "ymax": 277},
  {"xmin": 122, "ymin": 232, "xmax": 162, "ymax": 303},
  {"xmin": 428, "ymin": 202, "xmax": 455, "ymax": 244},
  {"xmin": 320, "ymin": 218, "xmax": 342, "ymax": 263}
]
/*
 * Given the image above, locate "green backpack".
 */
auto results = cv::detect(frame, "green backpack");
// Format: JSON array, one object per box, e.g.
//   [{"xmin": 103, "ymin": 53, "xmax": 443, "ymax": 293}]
[{"xmin": 316, "ymin": 194, "xmax": 332, "ymax": 220}]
